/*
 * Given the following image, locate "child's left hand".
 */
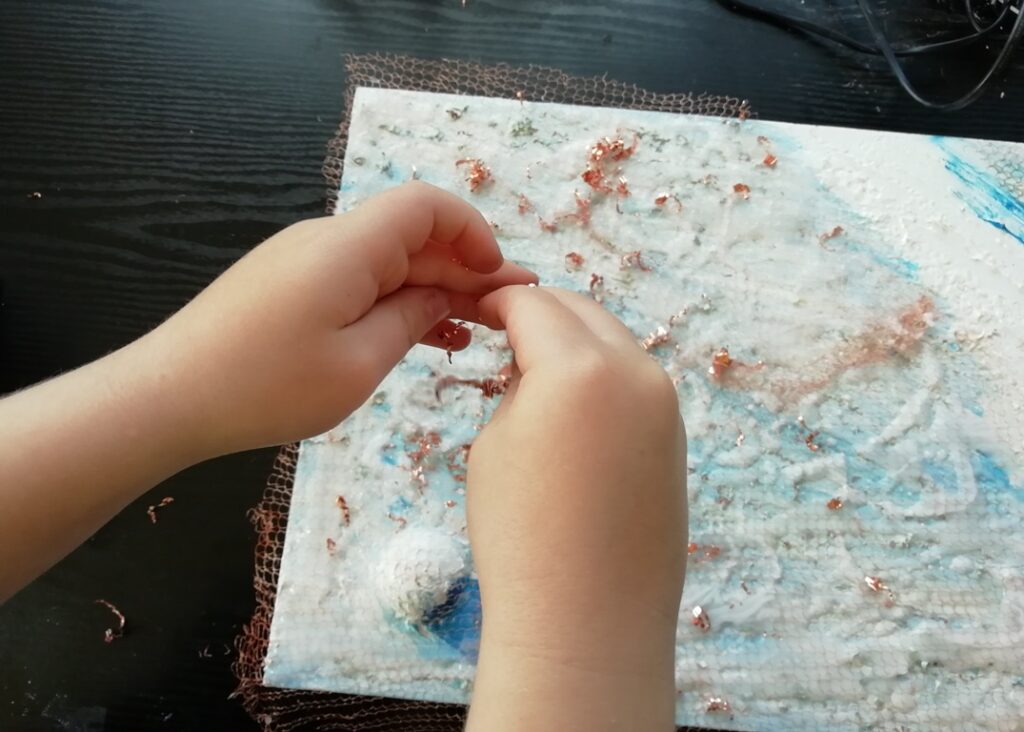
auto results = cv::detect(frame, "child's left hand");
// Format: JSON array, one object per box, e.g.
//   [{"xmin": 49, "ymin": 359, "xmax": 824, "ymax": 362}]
[
  {"xmin": 150, "ymin": 180, "xmax": 536, "ymax": 457},
  {"xmin": 0, "ymin": 181, "xmax": 534, "ymax": 599}
]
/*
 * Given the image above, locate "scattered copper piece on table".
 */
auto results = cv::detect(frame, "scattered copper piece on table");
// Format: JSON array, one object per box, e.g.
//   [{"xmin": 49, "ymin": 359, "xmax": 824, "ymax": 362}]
[
  {"xmin": 733, "ymin": 183, "xmax": 751, "ymax": 199},
  {"xmin": 146, "ymin": 496, "xmax": 174, "ymax": 524},
  {"xmin": 95, "ymin": 599, "xmax": 126, "ymax": 643}
]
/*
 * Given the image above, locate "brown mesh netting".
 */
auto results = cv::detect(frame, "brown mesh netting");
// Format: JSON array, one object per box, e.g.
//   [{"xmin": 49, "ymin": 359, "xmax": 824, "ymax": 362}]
[{"xmin": 234, "ymin": 53, "xmax": 751, "ymax": 732}]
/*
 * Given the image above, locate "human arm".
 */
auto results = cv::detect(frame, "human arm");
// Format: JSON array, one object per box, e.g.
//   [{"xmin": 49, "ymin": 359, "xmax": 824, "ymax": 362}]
[
  {"xmin": 465, "ymin": 286, "xmax": 688, "ymax": 732},
  {"xmin": 0, "ymin": 181, "xmax": 536, "ymax": 602}
]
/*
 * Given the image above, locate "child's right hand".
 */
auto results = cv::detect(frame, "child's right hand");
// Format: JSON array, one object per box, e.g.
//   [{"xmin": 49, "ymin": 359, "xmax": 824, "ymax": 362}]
[{"xmin": 466, "ymin": 286, "xmax": 687, "ymax": 731}]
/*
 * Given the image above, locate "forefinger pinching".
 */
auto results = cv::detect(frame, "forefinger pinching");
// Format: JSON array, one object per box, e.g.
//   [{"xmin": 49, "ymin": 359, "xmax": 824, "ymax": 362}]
[{"xmin": 356, "ymin": 181, "xmax": 504, "ymax": 274}]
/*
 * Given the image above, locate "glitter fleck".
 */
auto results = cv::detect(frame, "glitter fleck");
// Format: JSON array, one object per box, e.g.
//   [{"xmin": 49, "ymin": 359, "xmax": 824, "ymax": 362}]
[
  {"xmin": 588, "ymin": 273, "xmax": 605, "ymax": 302},
  {"xmin": 827, "ymin": 497, "xmax": 844, "ymax": 511},
  {"xmin": 805, "ymin": 431, "xmax": 821, "ymax": 452},
  {"xmin": 763, "ymin": 153, "xmax": 778, "ymax": 168},
  {"xmin": 733, "ymin": 183, "xmax": 751, "ymax": 200}
]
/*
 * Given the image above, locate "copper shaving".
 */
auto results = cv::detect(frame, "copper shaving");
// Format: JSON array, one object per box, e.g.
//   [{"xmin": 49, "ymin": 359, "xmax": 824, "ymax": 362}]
[
  {"xmin": 620, "ymin": 250, "xmax": 652, "ymax": 272},
  {"xmin": 654, "ymin": 192, "xmax": 683, "ymax": 211},
  {"xmin": 95, "ymin": 599, "xmax": 126, "ymax": 643},
  {"xmin": 641, "ymin": 326, "xmax": 671, "ymax": 351},
  {"xmin": 435, "ymin": 375, "xmax": 508, "ymax": 399},
  {"xmin": 564, "ymin": 251, "xmax": 585, "ymax": 270},
  {"xmin": 708, "ymin": 348, "xmax": 733, "ymax": 379},
  {"xmin": 336, "ymin": 495, "xmax": 351, "ymax": 526},
  {"xmin": 455, "ymin": 158, "xmax": 492, "ymax": 192},
  {"xmin": 732, "ymin": 183, "xmax": 751, "ymax": 200},
  {"xmin": 707, "ymin": 697, "xmax": 731, "ymax": 713},
  {"xmin": 819, "ymin": 225, "xmax": 845, "ymax": 245},
  {"xmin": 146, "ymin": 496, "xmax": 174, "ymax": 524},
  {"xmin": 827, "ymin": 497, "xmax": 844, "ymax": 511},
  {"xmin": 691, "ymin": 605, "xmax": 711, "ymax": 632}
]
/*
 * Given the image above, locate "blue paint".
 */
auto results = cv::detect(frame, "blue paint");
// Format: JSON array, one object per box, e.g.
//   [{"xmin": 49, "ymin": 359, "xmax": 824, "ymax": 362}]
[
  {"xmin": 934, "ymin": 137, "xmax": 1024, "ymax": 246},
  {"xmin": 422, "ymin": 576, "xmax": 482, "ymax": 661},
  {"xmin": 922, "ymin": 460, "xmax": 958, "ymax": 493},
  {"xmin": 387, "ymin": 495, "xmax": 413, "ymax": 515},
  {"xmin": 973, "ymin": 451, "xmax": 1024, "ymax": 503}
]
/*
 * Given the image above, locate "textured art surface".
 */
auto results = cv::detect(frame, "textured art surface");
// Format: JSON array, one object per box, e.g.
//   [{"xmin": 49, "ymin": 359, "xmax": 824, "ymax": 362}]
[{"xmin": 264, "ymin": 88, "xmax": 1024, "ymax": 730}]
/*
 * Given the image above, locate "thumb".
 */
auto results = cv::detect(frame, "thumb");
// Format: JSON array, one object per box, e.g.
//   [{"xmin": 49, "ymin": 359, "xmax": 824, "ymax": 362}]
[{"xmin": 341, "ymin": 286, "xmax": 451, "ymax": 385}]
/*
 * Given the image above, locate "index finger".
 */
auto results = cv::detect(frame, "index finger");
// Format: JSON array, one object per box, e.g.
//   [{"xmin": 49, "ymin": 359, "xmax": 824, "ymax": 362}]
[
  {"xmin": 477, "ymin": 286, "xmax": 602, "ymax": 373},
  {"xmin": 348, "ymin": 181, "xmax": 503, "ymax": 274}
]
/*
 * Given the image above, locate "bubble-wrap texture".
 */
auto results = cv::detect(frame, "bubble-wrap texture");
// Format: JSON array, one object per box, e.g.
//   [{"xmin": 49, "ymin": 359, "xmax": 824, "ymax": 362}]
[{"xmin": 234, "ymin": 53, "xmax": 749, "ymax": 732}]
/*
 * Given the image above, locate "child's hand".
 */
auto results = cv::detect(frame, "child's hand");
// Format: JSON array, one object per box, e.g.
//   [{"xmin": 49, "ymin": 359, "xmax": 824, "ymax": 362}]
[
  {"xmin": 0, "ymin": 181, "xmax": 535, "ymax": 599},
  {"xmin": 150, "ymin": 181, "xmax": 536, "ymax": 458},
  {"xmin": 465, "ymin": 286, "xmax": 687, "ymax": 731}
]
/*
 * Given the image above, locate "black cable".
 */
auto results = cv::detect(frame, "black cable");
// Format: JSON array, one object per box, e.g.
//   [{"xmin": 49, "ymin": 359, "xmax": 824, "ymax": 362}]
[
  {"xmin": 715, "ymin": 0, "xmax": 1011, "ymax": 56},
  {"xmin": 714, "ymin": 0, "xmax": 1024, "ymax": 109},
  {"xmin": 965, "ymin": 0, "xmax": 1011, "ymax": 33},
  {"xmin": 858, "ymin": 0, "xmax": 1024, "ymax": 109}
]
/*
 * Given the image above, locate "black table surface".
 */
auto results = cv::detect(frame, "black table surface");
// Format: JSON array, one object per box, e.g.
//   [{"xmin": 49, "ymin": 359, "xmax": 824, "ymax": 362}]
[{"xmin": 2, "ymin": 1, "xmax": 1022, "ymax": 730}]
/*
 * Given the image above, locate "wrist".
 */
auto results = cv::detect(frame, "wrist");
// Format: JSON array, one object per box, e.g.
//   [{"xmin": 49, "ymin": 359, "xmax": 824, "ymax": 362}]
[
  {"xmin": 469, "ymin": 617, "xmax": 677, "ymax": 731},
  {"xmin": 112, "ymin": 327, "xmax": 216, "ymax": 469}
]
